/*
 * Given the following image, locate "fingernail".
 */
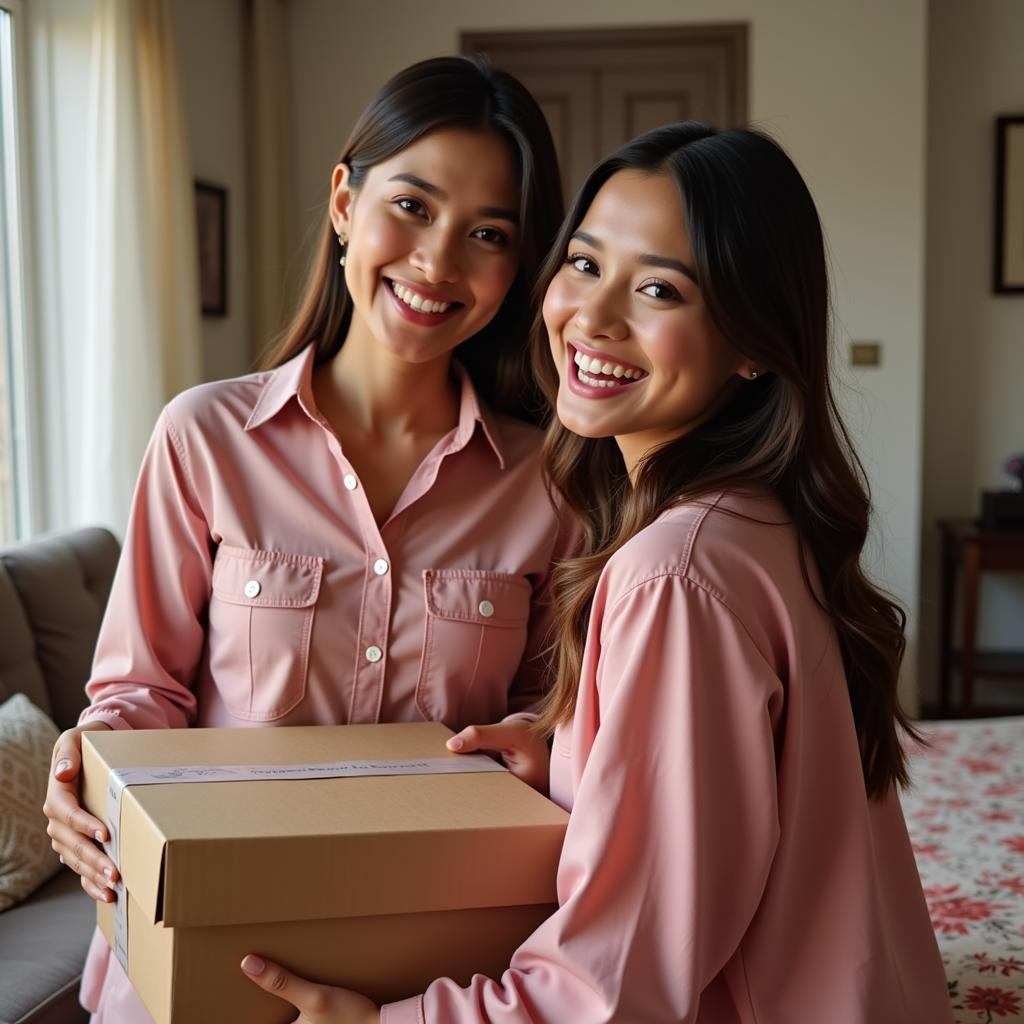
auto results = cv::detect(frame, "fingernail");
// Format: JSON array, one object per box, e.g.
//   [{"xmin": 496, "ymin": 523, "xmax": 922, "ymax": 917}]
[
  {"xmin": 94, "ymin": 830, "xmax": 105, "ymax": 842},
  {"xmin": 241, "ymin": 955, "xmax": 265, "ymax": 976},
  {"xmin": 447, "ymin": 737, "xmax": 464, "ymax": 751},
  {"xmin": 104, "ymin": 868, "xmax": 114, "ymax": 882},
  {"xmin": 55, "ymin": 759, "xmax": 71, "ymax": 775}
]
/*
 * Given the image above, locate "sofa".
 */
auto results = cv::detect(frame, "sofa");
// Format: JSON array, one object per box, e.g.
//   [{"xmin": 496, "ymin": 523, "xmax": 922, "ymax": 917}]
[{"xmin": 0, "ymin": 527, "xmax": 121, "ymax": 1024}]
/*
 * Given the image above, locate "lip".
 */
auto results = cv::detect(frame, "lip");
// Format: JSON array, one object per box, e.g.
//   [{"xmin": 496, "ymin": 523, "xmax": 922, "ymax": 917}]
[
  {"xmin": 564, "ymin": 343, "xmax": 648, "ymax": 401},
  {"xmin": 383, "ymin": 277, "xmax": 463, "ymax": 327}
]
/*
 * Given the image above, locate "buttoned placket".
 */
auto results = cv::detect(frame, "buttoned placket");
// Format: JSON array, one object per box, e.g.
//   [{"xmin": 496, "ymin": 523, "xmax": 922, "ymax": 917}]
[
  {"xmin": 345, "ymin": 421, "xmax": 490, "ymax": 722},
  {"xmin": 344, "ymin": 425, "xmax": 479, "ymax": 723},
  {"xmin": 293, "ymin": 363, "xmax": 500, "ymax": 725},
  {"xmin": 332, "ymin": 448, "xmax": 396, "ymax": 725},
  {"xmin": 295, "ymin": 390, "xmax": 392, "ymax": 724}
]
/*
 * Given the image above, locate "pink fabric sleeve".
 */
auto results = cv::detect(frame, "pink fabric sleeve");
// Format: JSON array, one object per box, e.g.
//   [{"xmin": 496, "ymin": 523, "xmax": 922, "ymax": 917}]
[
  {"xmin": 78, "ymin": 409, "xmax": 212, "ymax": 731},
  {"xmin": 383, "ymin": 573, "xmax": 782, "ymax": 1024},
  {"xmin": 502, "ymin": 511, "xmax": 581, "ymax": 723}
]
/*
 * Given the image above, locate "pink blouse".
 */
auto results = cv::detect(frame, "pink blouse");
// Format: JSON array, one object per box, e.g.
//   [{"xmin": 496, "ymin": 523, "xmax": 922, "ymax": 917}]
[
  {"xmin": 382, "ymin": 491, "xmax": 952, "ymax": 1024},
  {"xmin": 78, "ymin": 345, "xmax": 572, "ymax": 1022}
]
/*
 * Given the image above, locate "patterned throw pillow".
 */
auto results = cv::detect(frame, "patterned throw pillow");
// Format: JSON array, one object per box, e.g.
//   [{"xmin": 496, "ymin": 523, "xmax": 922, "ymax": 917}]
[{"xmin": 0, "ymin": 693, "xmax": 61, "ymax": 911}]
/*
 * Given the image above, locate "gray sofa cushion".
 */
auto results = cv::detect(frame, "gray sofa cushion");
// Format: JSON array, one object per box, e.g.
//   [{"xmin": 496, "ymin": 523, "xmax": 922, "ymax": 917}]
[
  {"xmin": 0, "ymin": 529, "xmax": 120, "ymax": 731},
  {"xmin": 0, "ymin": 870, "xmax": 93, "ymax": 1024},
  {"xmin": 0, "ymin": 566, "xmax": 52, "ymax": 718}
]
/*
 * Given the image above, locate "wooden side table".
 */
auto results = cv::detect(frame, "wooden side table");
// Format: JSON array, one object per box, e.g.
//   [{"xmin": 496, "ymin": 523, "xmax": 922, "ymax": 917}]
[{"xmin": 938, "ymin": 518, "xmax": 1024, "ymax": 716}]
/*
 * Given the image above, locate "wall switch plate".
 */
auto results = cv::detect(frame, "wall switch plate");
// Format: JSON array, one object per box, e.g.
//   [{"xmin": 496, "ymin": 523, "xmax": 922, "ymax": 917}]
[{"xmin": 850, "ymin": 341, "xmax": 882, "ymax": 367}]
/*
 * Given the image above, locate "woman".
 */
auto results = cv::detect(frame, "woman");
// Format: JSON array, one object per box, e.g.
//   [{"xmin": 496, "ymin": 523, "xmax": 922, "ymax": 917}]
[
  {"xmin": 42, "ymin": 56, "xmax": 569, "ymax": 1023},
  {"xmin": 244, "ymin": 123, "xmax": 952, "ymax": 1022}
]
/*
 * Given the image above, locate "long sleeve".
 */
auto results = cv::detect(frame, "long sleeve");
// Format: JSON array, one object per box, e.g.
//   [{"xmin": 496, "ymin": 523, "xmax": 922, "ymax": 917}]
[
  {"xmin": 383, "ymin": 572, "xmax": 783, "ymax": 1024},
  {"xmin": 79, "ymin": 408, "xmax": 213, "ymax": 731}
]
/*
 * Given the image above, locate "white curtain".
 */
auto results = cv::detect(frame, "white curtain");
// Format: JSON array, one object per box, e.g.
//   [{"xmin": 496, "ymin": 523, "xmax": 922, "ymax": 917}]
[
  {"xmin": 28, "ymin": 0, "xmax": 201, "ymax": 537},
  {"xmin": 246, "ymin": 0, "xmax": 295, "ymax": 361}
]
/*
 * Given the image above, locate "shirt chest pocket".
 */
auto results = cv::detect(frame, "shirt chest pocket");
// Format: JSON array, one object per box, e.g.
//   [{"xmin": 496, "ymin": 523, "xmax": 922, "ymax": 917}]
[
  {"xmin": 208, "ymin": 546, "xmax": 323, "ymax": 721},
  {"xmin": 415, "ymin": 569, "xmax": 532, "ymax": 729}
]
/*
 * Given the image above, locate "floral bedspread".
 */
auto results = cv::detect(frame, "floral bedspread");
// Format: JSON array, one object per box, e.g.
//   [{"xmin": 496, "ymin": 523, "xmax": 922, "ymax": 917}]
[{"xmin": 902, "ymin": 717, "xmax": 1024, "ymax": 1022}]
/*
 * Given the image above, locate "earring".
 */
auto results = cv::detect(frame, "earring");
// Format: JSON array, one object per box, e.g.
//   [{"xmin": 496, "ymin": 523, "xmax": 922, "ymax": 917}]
[
  {"xmin": 337, "ymin": 235, "xmax": 347, "ymax": 267},
  {"xmin": 750, "ymin": 369, "xmax": 759, "ymax": 379}
]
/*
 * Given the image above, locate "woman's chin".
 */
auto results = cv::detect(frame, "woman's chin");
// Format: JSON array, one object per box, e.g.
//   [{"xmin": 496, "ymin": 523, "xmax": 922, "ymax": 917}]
[{"xmin": 555, "ymin": 395, "xmax": 618, "ymax": 440}]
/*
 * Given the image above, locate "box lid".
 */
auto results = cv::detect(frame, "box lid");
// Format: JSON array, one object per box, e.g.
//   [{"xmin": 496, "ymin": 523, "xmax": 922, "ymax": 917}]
[{"xmin": 81, "ymin": 722, "xmax": 567, "ymax": 929}]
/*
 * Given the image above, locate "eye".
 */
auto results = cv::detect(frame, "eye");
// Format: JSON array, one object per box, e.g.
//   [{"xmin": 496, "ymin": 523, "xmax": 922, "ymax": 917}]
[
  {"xmin": 473, "ymin": 226, "xmax": 509, "ymax": 248},
  {"xmin": 566, "ymin": 253, "xmax": 598, "ymax": 275},
  {"xmin": 638, "ymin": 279, "xmax": 681, "ymax": 302},
  {"xmin": 395, "ymin": 197, "xmax": 427, "ymax": 217}
]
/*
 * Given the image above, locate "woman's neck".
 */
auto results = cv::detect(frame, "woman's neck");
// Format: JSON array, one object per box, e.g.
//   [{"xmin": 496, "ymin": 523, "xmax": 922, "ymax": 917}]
[{"xmin": 316, "ymin": 319, "xmax": 460, "ymax": 442}]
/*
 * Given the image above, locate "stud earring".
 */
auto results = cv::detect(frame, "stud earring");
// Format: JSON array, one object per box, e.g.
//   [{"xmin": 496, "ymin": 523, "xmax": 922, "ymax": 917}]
[
  {"xmin": 750, "ymin": 369, "xmax": 759, "ymax": 380},
  {"xmin": 337, "ymin": 235, "xmax": 347, "ymax": 267}
]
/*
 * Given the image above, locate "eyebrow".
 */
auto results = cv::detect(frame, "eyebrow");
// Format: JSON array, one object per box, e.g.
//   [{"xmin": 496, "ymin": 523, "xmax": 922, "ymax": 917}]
[
  {"xmin": 388, "ymin": 173, "xmax": 519, "ymax": 224},
  {"xmin": 571, "ymin": 229, "xmax": 698, "ymax": 284}
]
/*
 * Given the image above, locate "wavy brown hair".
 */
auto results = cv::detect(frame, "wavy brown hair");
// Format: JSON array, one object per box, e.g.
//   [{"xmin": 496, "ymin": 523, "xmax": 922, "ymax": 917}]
[
  {"xmin": 260, "ymin": 55, "xmax": 563, "ymax": 422},
  {"xmin": 532, "ymin": 123, "xmax": 919, "ymax": 798}
]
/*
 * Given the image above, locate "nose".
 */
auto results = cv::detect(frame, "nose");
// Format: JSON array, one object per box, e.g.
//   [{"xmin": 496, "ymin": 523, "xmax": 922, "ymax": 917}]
[
  {"xmin": 411, "ymin": 227, "xmax": 460, "ymax": 285},
  {"xmin": 572, "ymin": 284, "xmax": 628, "ymax": 343}
]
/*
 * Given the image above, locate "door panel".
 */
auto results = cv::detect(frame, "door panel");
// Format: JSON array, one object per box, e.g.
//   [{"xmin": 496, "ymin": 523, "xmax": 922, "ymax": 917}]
[
  {"xmin": 464, "ymin": 26, "xmax": 747, "ymax": 197},
  {"xmin": 515, "ymin": 70, "xmax": 597, "ymax": 199}
]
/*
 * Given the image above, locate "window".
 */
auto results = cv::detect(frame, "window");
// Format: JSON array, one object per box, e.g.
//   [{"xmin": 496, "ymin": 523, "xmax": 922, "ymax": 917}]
[{"xmin": 0, "ymin": 1, "xmax": 29, "ymax": 543}]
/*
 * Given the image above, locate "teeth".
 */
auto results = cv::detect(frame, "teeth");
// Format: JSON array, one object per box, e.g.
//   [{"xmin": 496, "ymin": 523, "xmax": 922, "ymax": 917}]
[
  {"xmin": 578, "ymin": 369, "xmax": 616, "ymax": 388},
  {"xmin": 572, "ymin": 349, "xmax": 644, "ymax": 383},
  {"xmin": 390, "ymin": 281, "xmax": 451, "ymax": 314}
]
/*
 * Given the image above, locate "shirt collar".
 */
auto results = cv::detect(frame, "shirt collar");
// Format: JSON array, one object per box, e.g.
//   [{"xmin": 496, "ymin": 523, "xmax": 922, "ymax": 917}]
[
  {"xmin": 245, "ymin": 344, "xmax": 316, "ymax": 431},
  {"xmin": 245, "ymin": 345, "xmax": 507, "ymax": 470},
  {"xmin": 449, "ymin": 361, "xmax": 506, "ymax": 469}
]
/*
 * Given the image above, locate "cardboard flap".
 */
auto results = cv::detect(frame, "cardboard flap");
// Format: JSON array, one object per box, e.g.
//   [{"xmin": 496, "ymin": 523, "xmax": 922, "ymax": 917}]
[{"xmin": 81, "ymin": 738, "xmax": 171, "ymax": 924}]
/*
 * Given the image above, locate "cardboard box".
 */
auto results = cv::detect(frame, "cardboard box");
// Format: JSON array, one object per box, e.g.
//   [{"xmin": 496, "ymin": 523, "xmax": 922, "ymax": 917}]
[{"xmin": 81, "ymin": 722, "xmax": 568, "ymax": 1024}]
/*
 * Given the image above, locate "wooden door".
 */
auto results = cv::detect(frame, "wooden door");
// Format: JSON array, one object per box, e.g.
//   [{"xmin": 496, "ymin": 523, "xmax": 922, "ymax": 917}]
[{"xmin": 462, "ymin": 25, "xmax": 748, "ymax": 198}]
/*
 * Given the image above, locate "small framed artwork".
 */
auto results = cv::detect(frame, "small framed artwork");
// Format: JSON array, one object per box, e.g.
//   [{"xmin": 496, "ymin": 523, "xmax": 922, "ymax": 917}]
[
  {"xmin": 195, "ymin": 181, "xmax": 228, "ymax": 315},
  {"xmin": 994, "ymin": 115, "xmax": 1024, "ymax": 294}
]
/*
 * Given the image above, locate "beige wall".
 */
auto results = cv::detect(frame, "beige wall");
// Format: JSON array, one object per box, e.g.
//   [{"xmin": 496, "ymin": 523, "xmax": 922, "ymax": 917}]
[
  {"xmin": 286, "ymin": 0, "xmax": 929, "ymax": 707},
  {"xmin": 172, "ymin": 0, "xmax": 251, "ymax": 383},
  {"xmin": 919, "ymin": 0, "xmax": 1024, "ymax": 707}
]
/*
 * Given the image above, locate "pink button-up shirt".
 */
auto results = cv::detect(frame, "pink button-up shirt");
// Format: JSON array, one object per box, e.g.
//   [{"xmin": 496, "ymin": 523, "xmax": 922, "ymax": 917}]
[
  {"xmin": 78, "ymin": 345, "xmax": 572, "ymax": 1022},
  {"xmin": 383, "ymin": 491, "xmax": 952, "ymax": 1024},
  {"xmin": 80, "ymin": 345, "xmax": 568, "ymax": 735}
]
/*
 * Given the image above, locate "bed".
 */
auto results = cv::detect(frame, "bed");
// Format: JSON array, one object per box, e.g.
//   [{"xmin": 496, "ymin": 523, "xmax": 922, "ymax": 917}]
[{"xmin": 902, "ymin": 716, "xmax": 1024, "ymax": 1022}]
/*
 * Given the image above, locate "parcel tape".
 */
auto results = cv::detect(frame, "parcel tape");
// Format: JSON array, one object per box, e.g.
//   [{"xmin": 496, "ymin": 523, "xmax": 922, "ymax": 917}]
[{"xmin": 103, "ymin": 754, "xmax": 507, "ymax": 972}]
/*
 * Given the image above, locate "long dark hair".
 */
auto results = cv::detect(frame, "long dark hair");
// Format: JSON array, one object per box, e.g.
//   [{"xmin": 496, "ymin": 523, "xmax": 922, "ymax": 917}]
[
  {"xmin": 261, "ymin": 55, "xmax": 563, "ymax": 422},
  {"xmin": 532, "ymin": 123, "xmax": 918, "ymax": 798}
]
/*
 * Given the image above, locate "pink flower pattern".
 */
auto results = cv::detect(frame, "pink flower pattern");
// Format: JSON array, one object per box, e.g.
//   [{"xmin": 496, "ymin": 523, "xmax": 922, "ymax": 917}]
[{"xmin": 903, "ymin": 718, "xmax": 1024, "ymax": 1022}]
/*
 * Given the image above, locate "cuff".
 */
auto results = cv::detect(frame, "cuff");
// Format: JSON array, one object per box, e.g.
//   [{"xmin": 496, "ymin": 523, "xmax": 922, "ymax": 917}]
[
  {"xmin": 380, "ymin": 995, "xmax": 425, "ymax": 1024},
  {"xmin": 78, "ymin": 707, "xmax": 134, "ymax": 731}
]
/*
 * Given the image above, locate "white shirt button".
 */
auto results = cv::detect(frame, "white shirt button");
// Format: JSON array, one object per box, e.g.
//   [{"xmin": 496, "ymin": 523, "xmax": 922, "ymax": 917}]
[
  {"xmin": 365, "ymin": 645, "xmax": 383, "ymax": 663},
  {"xmin": 478, "ymin": 600, "xmax": 495, "ymax": 618},
  {"xmin": 373, "ymin": 559, "xmax": 389, "ymax": 576},
  {"xmin": 343, "ymin": 474, "xmax": 358, "ymax": 491},
  {"xmin": 243, "ymin": 579, "xmax": 261, "ymax": 599}
]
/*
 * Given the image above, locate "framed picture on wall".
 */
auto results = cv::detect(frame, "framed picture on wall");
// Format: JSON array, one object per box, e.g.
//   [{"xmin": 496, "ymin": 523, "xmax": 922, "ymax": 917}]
[
  {"xmin": 994, "ymin": 115, "xmax": 1024, "ymax": 294},
  {"xmin": 195, "ymin": 181, "xmax": 228, "ymax": 316}
]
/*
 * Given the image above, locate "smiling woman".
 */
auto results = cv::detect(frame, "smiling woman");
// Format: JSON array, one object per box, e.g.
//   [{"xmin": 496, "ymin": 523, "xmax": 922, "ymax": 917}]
[
  {"xmin": 544, "ymin": 170, "xmax": 753, "ymax": 467},
  {"xmin": 40, "ymin": 55, "xmax": 571, "ymax": 1024},
  {"xmin": 238, "ymin": 121, "xmax": 954, "ymax": 1024},
  {"xmin": 265, "ymin": 55, "xmax": 562, "ymax": 423},
  {"xmin": 324, "ymin": 128, "xmax": 522, "ymax": 383}
]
